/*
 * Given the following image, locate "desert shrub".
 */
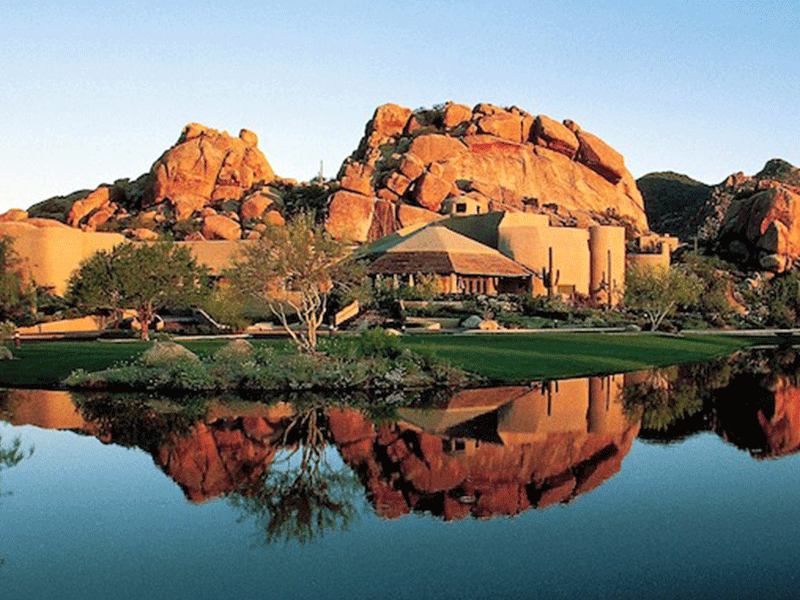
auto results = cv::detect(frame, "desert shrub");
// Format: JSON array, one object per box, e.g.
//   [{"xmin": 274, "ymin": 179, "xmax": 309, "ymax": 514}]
[
  {"xmin": 139, "ymin": 342, "xmax": 199, "ymax": 367},
  {"xmin": 213, "ymin": 339, "xmax": 254, "ymax": 361},
  {"xmin": 762, "ymin": 270, "xmax": 800, "ymax": 327}
]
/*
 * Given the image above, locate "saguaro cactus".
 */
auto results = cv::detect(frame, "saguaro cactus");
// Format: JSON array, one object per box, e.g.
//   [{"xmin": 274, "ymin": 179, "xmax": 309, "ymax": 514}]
[{"xmin": 541, "ymin": 247, "xmax": 560, "ymax": 299}]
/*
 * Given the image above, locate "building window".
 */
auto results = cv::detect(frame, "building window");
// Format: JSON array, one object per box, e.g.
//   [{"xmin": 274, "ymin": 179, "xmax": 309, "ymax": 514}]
[{"xmin": 455, "ymin": 203, "xmax": 467, "ymax": 213}]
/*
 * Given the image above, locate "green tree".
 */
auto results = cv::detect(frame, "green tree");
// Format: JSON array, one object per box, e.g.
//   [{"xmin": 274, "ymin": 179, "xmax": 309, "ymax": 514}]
[
  {"xmin": 762, "ymin": 270, "xmax": 800, "ymax": 328},
  {"xmin": 625, "ymin": 264, "xmax": 703, "ymax": 331},
  {"xmin": 230, "ymin": 213, "xmax": 356, "ymax": 353},
  {"xmin": 0, "ymin": 236, "xmax": 33, "ymax": 323},
  {"xmin": 67, "ymin": 242, "xmax": 210, "ymax": 340},
  {"xmin": 681, "ymin": 255, "xmax": 736, "ymax": 319}
]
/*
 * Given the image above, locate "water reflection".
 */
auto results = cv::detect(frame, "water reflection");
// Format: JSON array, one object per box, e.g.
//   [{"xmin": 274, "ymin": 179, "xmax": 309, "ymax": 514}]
[
  {"xmin": 2, "ymin": 346, "xmax": 800, "ymax": 537},
  {"xmin": 623, "ymin": 345, "xmax": 800, "ymax": 458},
  {"xmin": 0, "ymin": 409, "xmax": 34, "ymax": 577}
]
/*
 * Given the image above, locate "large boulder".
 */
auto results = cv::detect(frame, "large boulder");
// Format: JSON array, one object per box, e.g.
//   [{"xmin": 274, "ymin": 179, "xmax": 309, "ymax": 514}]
[
  {"xmin": 717, "ymin": 184, "xmax": 800, "ymax": 271},
  {"xmin": 325, "ymin": 190, "xmax": 376, "ymax": 243},
  {"xmin": 325, "ymin": 102, "xmax": 647, "ymax": 242},
  {"xmin": 144, "ymin": 124, "xmax": 275, "ymax": 213},
  {"xmin": 202, "ymin": 214, "xmax": 242, "ymax": 241}
]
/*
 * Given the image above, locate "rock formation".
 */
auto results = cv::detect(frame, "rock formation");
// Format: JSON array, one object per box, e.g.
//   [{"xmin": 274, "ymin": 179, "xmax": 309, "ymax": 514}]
[
  {"xmin": 639, "ymin": 159, "xmax": 800, "ymax": 272},
  {"xmin": 19, "ymin": 124, "xmax": 320, "ymax": 242},
  {"xmin": 325, "ymin": 102, "xmax": 647, "ymax": 243},
  {"xmin": 17, "ymin": 106, "xmax": 648, "ymax": 245},
  {"xmin": 143, "ymin": 124, "xmax": 275, "ymax": 218}
]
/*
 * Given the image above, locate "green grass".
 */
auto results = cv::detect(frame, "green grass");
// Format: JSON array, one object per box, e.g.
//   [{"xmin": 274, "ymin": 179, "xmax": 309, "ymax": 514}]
[
  {"xmin": 0, "ymin": 333, "xmax": 768, "ymax": 389},
  {"xmin": 400, "ymin": 333, "xmax": 755, "ymax": 382},
  {"xmin": 0, "ymin": 339, "xmax": 287, "ymax": 389}
]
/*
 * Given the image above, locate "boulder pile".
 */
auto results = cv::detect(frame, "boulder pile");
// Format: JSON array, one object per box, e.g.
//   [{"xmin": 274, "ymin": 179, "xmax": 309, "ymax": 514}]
[
  {"xmin": 642, "ymin": 159, "xmax": 800, "ymax": 272},
  {"xmin": 16, "ymin": 105, "xmax": 648, "ymax": 245},
  {"xmin": 325, "ymin": 102, "xmax": 647, "ymax": 242},
  {"xmin": 22, "ymin": 124, "xmax": 319, "ymax": 242}
]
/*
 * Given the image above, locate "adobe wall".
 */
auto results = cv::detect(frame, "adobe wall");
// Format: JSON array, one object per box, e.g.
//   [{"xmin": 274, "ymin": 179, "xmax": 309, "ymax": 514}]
[
  {"xmin": 589, "ymin": 225, "xmax": 626, "ymax": 306},
  {"xmin": 626, "ymin": 250, "xmax": 670, "ymax": 272},
  {"xmin": 498, "ymin": 219, "xmax": 591, "ymax": 296},
  {"xmin": 17, "ymin": 316, "xmax": 106, "ymax": 335},
  {"xmin": 0, "ymin": 220, "xmax": 126, "ymax": 295},
  {"xmin": 0, "ymin": 220, "xmax": 249, "ymax": 295}
]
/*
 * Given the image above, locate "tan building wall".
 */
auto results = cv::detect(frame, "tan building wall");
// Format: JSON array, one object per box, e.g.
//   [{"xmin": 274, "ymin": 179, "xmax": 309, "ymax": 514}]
[
  {"xmin": 0, "ymin": 220, "xmax": 126, "ymax": 295},
  {"xmin": 0, "ymin": 220, "xmax": 250, "ymax": 295},
  {"xmin": 626, "ymin": 250, "xmax": 670, "ymax": 273},
  {"xmin": 498, "ymin": 216, "xmax": 591, "ymax": 297},
  {"xmin": 589, "ymin": 226, "xmax": 626, "ymax": 306},
  {"xmin": 17, "ymin": 316, "xmax": 107, "ymax": 335}
]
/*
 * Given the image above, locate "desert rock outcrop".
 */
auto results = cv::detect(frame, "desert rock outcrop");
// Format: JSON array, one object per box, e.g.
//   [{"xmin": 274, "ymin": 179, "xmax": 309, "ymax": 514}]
[
  {"xmin": 21, "ymin": 124, "xmax": 321, "ymax": 242},
  {"xmin": 640, "ymin": 159, "xmax": 800, "ymax": 272},
  {"xmin": 143, "ymin": 124, "xmax": 275, "ymax": 212},
  {"xmin": 326, "ymin": 102, "xmax": 647, "ymax": 243}
]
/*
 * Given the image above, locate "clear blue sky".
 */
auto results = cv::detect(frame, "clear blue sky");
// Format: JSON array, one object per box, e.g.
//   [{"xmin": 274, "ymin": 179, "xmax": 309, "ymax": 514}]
[{"xmin": 1, "ymin": 0, "xmax": 797, "ymax": 212}]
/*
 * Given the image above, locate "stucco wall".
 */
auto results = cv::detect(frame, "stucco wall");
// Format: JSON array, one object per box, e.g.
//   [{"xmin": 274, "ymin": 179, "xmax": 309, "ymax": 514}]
[
  {"xmin": 626, "ymin": 251, "xmax": 670, "ymax": 273},
  {"xmin": 589, "ymin": 226, "xmax": 626, "ymax": 306},
  {"xmin": 0, "ymin": 220, "xmax": 250, "ymax": 295},
  {"xmin": 0, "ymin": 220, "xmax": 126, "ymax": 295},
  {"xmin": 17, "ymin": 316, "xmax": 107, "ymax": 335},
  {"xmin": 499, "ymin": 222, "xmax": 591, "ymax": 296}
]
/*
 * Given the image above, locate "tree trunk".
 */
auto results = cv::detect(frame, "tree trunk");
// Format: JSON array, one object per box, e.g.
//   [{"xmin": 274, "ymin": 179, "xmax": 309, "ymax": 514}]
[{"xmin": 138, "ymin": 302, "xmax": 153, "ymax": 341}]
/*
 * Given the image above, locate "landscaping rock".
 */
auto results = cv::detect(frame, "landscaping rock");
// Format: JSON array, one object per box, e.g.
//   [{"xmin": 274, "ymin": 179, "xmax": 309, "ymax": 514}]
[
  {"xmin": 462, "ymin": 315, "xmax": 483, "ymax": 329},
  {"xmin": 478, "ymin": 319, "xmax": 501, "ymax": 331}
]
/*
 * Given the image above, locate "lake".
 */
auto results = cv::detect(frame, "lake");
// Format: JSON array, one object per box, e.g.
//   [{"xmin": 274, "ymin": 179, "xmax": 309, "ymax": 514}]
[{"xmin": 1, "ymin": 347, "xmax": 800, "ymax": 599}]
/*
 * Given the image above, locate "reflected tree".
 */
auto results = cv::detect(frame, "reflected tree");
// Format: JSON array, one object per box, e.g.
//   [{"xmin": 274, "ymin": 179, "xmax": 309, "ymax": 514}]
[
  {"xmin": 0, "ymin": 433, "xmax": 33, "ymax": 498},
  {"xmin": 0, "ymin": 432, "xmax": 34, "ymax": 577},
  {"xmin": 228, "ymin": 407, "xmax": 362, "ymax": 547},
  {"xmin": 623, "ymin": 358, "xmax": 734, "ymax": 441}
]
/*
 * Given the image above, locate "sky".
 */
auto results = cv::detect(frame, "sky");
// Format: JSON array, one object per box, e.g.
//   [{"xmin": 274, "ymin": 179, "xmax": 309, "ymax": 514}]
[{"xmin": 1, "ymin": 0, "xmax": 797, "ymax": 213}]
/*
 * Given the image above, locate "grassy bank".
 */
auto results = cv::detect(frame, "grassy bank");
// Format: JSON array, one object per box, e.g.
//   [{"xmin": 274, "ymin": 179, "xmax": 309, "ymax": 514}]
[
  {"xmin": 400, "ymin": 333, "xmax": 758, "ymax": 381},
  {"xmin": 0, "ymin": 339, "xmax": 266, "ymax": 389},
  {"xmin": 0, "ymin": 332, "xmax": 764, "ymax": 389}
]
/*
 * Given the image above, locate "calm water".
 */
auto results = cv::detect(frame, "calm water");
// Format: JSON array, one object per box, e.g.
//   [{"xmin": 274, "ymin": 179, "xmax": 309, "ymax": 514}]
[{"xmin": 2, "ymin": 348, "xmax": 800, "ymax": 599}]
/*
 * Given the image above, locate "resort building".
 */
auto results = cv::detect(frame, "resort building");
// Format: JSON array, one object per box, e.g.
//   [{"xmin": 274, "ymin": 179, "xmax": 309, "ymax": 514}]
[{"xmin": 363, "ymin": 212, "xmax": 641, "ymax": 305}]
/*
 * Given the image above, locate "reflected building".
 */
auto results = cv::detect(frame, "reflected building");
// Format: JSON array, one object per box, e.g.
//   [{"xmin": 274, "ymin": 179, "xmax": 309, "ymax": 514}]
[{"xmin": 328, "ymin": 374, "xmax": 640, "ymax": 520}]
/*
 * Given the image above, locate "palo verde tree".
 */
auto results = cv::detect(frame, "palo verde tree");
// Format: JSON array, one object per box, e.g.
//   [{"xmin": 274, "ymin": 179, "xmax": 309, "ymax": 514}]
[
  {"xmin": 230, "ymin": 213, "xmax": 356, "ymax": 353},
  {"xmin": 67, "ymin": 242, "xmax": 210, "ymax": 340},
  {"xmin": 624, "ymin": 264, "xmax": 703, "ymax": 331}
]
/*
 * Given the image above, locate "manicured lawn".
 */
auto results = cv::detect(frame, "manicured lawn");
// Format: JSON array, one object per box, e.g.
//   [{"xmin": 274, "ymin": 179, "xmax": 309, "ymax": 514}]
[
  {"xmin": 0, "ymin": 338, "xmax": 287, "ymax": 389},
  {"xmin": 0, "ymin": 332, "xmax": 768, "ymax": 389},
  {"xmin": 400, "ymin": 333, "xmax": 757, "ymax": 381}
]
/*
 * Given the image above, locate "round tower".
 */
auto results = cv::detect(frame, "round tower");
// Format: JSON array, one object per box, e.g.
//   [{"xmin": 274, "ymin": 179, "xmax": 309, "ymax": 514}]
[{"xmin": 589, "ymin": 225, "xmax": 625, "ymax": 306}]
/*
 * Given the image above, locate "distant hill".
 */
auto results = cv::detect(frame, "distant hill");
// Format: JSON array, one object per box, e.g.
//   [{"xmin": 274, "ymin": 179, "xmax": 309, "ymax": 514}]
[
  {"xmin": 636, "ymin": 172, "xmax": 712, "ymax": 241},
  {"xmin": 639, "ymin": 159, "xmax": 800, "ymax": 273},
  {"xmin": 756, "ymin": 158, "xmax": 800, "ymax": 187}
]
